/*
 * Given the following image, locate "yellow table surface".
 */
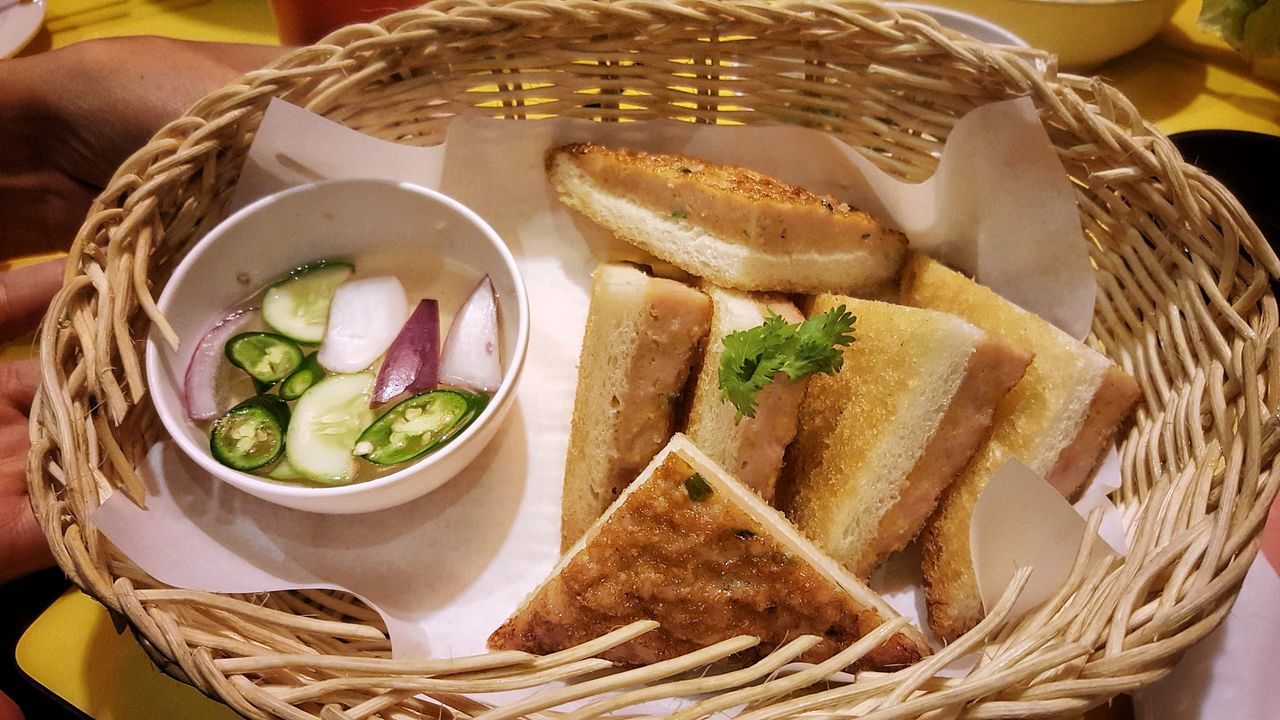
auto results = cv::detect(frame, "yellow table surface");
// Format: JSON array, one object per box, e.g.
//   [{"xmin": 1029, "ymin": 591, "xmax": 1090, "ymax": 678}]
[
  {"xmin": 11, "ymin": 0, "xmax": 1279, "ymax": 718},
  {"xmin": 31, "ymin": 0, "xmax": 276, "ymax": 51},
  {"xmin": 15, "ymin": 591, "xmax": 239, "ymax": 720},
  {"xmin": 1101, "ymin": 0, "xmax": 1280, "ymax": 136}
]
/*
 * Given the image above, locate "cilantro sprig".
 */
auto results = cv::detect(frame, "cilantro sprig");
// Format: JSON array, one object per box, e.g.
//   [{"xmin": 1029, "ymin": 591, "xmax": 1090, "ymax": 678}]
[{"xmin": 717, "ymin": 304, "xmax": 856, "ymax": 419}]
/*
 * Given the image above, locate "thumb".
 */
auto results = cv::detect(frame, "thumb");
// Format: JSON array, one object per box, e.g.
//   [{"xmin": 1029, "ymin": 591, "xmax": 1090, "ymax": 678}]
[
  {"xmin": 0, "ymin": 358, "xmax": 40, "ymax": 415},
  {"xmin": 0, "ymin": 258, "xmax": 64, "ymax": 342}
]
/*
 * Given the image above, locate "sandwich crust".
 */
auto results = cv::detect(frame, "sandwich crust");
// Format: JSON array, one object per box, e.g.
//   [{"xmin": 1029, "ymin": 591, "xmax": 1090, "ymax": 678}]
[
  {"xmin": 903, "ymin": 254, "xmax": 1140, "ymax": 641},
  {"xmin": 780, "ymin": 297, "xmax": 1030, "ymax": 579},
  {"xmin": 552, "ymin": 143, "xmax": 882, "ymax": 253},
  {"xmin": 548, "ymin": 143, "xmax": 907, "ymax": 295},
  {"xmin": 493, "ymin": 436, "xmax": 929, "ymax": 669},
  {"xmin": 684, "ymin": 286, "xmax": 808, "ymax": 501},
  {"xmin": 1046, "ymin": 365, "xmax": 1142, "ymax": 495},
  {"xmin": 560, "ymin": 264, "xmax": 712, "ymax": 551},
  {"xmin": 860, "ymin": 334, "xmax": 1031, "ymax": 576}
]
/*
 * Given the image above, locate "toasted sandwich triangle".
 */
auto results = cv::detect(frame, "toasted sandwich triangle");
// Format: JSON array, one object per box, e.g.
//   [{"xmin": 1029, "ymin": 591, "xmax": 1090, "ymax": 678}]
[
  {"xmin": 488, "ymin": 434, "xmax": 929, "ymax": 669},
  {"xmin": 547, "ymin": 143, "xmax": 907, "ymax": 296}
]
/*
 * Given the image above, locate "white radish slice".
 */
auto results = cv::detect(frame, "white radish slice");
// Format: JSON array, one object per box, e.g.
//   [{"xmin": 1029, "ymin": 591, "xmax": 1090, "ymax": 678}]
[
  {"xmin": 318, "ymin": 277, "xmax": 409, "ymax": 373},
  {"xmin": 439, "ymin": 275, "xmax": 502, "ymax": 392},
  {"xmin": 184, "ymin": 307, "xmax": 255, "ymax": 421},
  {"xmin": 372, "ymin": 299, "xmax": 440, "ymax": 406},
  {"xmin": 286, "ymin": 373, "xmax": 374, "ymax": 484}
]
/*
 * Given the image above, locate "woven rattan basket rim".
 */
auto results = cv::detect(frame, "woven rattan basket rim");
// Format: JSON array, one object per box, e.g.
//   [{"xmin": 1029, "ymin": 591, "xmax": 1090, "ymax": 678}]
[{"xmin": 27, "ymin": 1, "xmax": 1279, "ymax": 718}]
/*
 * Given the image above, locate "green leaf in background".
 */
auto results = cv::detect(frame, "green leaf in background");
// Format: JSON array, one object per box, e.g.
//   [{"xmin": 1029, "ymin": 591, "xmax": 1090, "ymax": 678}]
[
  {"xmin": 1243, "ymin": 0, "xmax": 1280, "ymax": 58},
  {"xmin": 1199, "ymin": 0, "xmax": 1280, "ymax": 58}
]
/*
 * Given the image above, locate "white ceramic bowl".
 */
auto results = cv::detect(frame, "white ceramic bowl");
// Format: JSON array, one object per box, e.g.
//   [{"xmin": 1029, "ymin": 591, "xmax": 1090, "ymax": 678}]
[
  {"xmin": 916, "ymin": 0, "xmax": 1179, "ymax": 69},
  {"xmin": 146, "ymin": 179, "xmax": 530, "ymax": 514},
  {"xmin": 892, "ymin": 2, "xmax": 1029, "ymax": 47},
  {"xmin": 0, "ymin": 0, "xmax": 45, "ymax": 59}
]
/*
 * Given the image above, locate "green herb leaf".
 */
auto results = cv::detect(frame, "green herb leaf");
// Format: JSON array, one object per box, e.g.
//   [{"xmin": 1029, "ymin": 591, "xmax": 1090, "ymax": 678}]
[
  {"xmin": 685, "ymin": 473, "xmax": 712, "ymax": 501},
  {"xmin": 717, "ymin": 305, "xmax": 855, "ymax": 418}
]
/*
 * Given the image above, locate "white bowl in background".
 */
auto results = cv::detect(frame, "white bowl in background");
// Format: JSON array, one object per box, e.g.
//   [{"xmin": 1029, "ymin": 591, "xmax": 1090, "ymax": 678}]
[
  {"xmin": 892, "ymin": 2, "xmax": 1029, "ymax": 47},
  {"xmin": 146, "ymin": 179, "xmax": 530, "ymax": 514},
  {"xmin": 0, "ymin": 0, "xmax": 44, "ymax": 59},
  {"xmin": 909, "ymin": 0, "xmax": 1179, "ymax": 69}
]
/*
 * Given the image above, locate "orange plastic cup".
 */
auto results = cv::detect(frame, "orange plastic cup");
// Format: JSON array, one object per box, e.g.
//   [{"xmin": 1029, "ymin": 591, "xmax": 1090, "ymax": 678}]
[{"xmin": 269, "ymin": 0, "xmax": 421, "ymax": 45}]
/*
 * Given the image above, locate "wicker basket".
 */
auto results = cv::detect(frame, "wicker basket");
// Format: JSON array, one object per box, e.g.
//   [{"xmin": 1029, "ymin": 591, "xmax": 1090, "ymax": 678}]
[{"xmin": 28, "ymin": 1, "xmax": 1279, "ymax": 718}]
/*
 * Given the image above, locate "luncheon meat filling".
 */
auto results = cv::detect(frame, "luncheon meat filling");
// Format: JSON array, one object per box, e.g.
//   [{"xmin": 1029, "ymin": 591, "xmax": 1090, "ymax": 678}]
[
  {"xmin": 862, "ymin": 336, "xmax": 1032, "ymax": 577},
  {"xmin": 604, "ymin": 282, "xmax": 710, "ymax": 503},
  {"xmin": 722, "ymin": 375, "xmax": 807, "ymax": 502},
  {"xmin": 493, "ymin": 455, "xmax": 917, "ymax": 667},
  {"xmin": 1046, "ymin": 365, "xmax": 1142, "ymax": 500}
]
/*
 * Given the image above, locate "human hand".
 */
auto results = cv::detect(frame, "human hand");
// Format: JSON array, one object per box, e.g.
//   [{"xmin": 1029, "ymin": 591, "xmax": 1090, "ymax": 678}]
[
  {"xmin": 0, "ymin": 37, "xmax": 284, "ymax": 259},
  {"xmin": 0, "ymin": 38, "xmax": 283, "ymax": 719},
  {"xmin": 0, "ymin": 689, "xmax": 22, "ymax": 720},
  {"xmin": 1264, "ymin": 488, "xmax": 1280, "ymax": 572},
  {"xmin": 0, "ymin": 259, "xmax": 65, "ymax": 585}
]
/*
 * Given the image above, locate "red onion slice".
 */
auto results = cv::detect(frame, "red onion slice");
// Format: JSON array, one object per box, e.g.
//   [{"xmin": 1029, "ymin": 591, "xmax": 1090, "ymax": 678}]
[
  {"xmin": 372, "ymin": 299, "xmax": 440, "ymax": 406},
  {"xmin": 184, "ymin": 307, "xmax": 256, "ymax": 421},
  {"xmin": 439, "ymin": 275, "xmax": 502, "ymax": 392}
]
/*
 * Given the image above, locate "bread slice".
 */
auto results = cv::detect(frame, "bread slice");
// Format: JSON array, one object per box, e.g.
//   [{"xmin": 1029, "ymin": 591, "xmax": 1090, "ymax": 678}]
[
  {"xmin": 683, "ymin": 286, "xmax": 808, "ymax": 502},
  {"xmin": 901, "ymin": 254, "xmax": 1142, "ymax": 641},
  {"xmin": 491, "ymin": 434, "xmax": 930, "ymax": 669},
  {"xmin": 779, "ymin": 296, "xmax": 1032, "ymax": 580},
  {"xmin": 561, "ymin": 263, "xmax": 712, "ymax": 551},
  {"xmin": 547, "ymin": 143, "xmax": 908, "ymax": 296}
]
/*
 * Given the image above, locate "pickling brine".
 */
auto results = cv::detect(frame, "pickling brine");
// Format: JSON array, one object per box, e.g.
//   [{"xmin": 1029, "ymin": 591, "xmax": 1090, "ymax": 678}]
[{"xmin": 185, "ymin": 257, "xmax": 503, "ymax": 486}]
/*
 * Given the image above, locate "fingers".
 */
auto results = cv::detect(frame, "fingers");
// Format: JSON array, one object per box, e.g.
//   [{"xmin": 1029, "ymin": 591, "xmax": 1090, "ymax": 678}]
[
  {"xmin": 0, "ymin": 358, "xmax": 41, "ymax": 415},
  {"xmin": 0, "ymin": 355, "xmax": 53, "ymax": 586},
  {"xmin": 0, "ymin": 498, "xmax": 55, "ymax": 586},
  {"xmin": 0, "ymin": 456, "xmax": 55, "ymax": 585},
  {"xmin": 0, "ymin": 258, "xmax": 64, "ymax": 341},
  {"xmin": 0, "ymin": 423, "xmax": 28, "ymax": 462},
  {"xmin": 0, "ymin": 172, "xmax": 96, "ymax": 261}
]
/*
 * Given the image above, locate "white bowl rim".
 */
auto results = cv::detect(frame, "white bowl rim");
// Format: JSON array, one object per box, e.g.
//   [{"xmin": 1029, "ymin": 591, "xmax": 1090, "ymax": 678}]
[
  {"xmin": 891, "ymin": 3, "xmax": 1029, "ymax": 47},
  {"xmin": 146, "ymin": 178, "xmax": 531, "ymax": 500}
]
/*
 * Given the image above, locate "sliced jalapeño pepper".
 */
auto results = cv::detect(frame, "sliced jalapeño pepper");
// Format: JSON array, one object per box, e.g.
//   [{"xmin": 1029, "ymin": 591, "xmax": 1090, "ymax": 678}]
[
  {"xmin": 279, "ymin": 352, "xmax": 325, "ymax": 400},
  {"xmin": 355, "ymin": 390, "xmax": 485, "ymax": 465},
  {"xmin": 209, "ymin": 395, "xmax": 290, "ymax": 471},
  {"xmin": 225, "ymin": 332, "xmax": 304, "ymax": 385}
]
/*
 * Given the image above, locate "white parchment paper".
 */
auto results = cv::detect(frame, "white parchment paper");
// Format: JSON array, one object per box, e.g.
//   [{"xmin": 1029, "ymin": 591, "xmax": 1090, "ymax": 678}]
[
  {"xmin": 95, "ymin": 97, "xmax": 1119, "ymax": 665},
  {"xmin": 1134, "ymin": 556, "xmax": 1280, "ymax": 720}
]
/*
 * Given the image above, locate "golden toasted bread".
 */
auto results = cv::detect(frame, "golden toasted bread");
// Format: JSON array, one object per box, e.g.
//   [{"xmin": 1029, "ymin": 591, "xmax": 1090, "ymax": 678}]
[
  {"xmin": 548, "ymin": 143, "xmax": 907, "ymax": 296},
  {"xmin": 779, "ymin": 296, "xmax": 1031, "ymax": 579},
  {"xmin": 492, "ymin": 434, "xmax": 930, "ymax": 669},
  {"xmin": 683, "ymin": 286, "xmax": 808, "ymax": 502},
  {"xmin": 901, "ymin": 254, "xmax": 1141, "ymax": 641},
  {"xmin": 560, "ymin": 263, "xmax": 712, "ymax": 551}
]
